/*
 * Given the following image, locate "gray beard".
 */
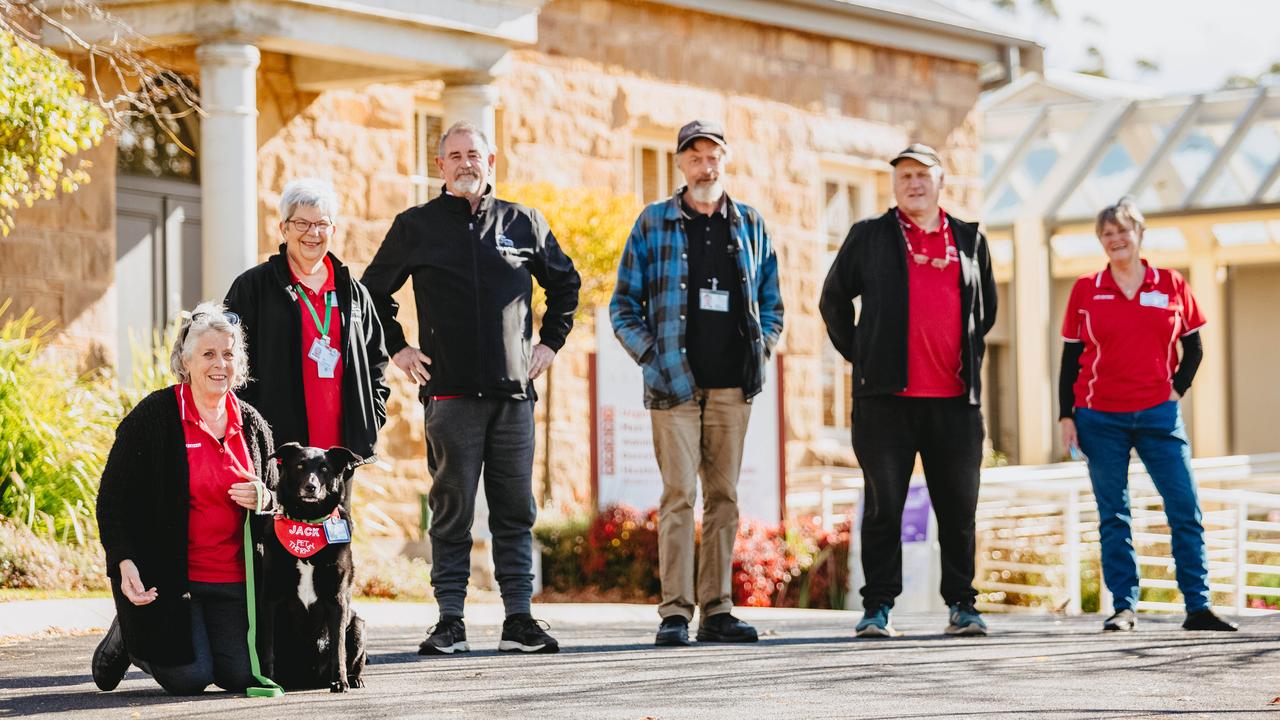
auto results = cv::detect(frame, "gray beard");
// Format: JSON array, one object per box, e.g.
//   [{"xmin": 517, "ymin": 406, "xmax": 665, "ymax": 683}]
[
  {"xmin": 687, "ymin": 181, "xmax": 723, "ymax": 205},
  {"xmin": 452, "ymin": 175, "xmax": 482, "ymax": 195}
]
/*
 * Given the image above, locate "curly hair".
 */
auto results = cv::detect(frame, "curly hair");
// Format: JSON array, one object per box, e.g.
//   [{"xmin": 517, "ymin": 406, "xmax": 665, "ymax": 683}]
[{"xmin": 170, "ymin": 301, "xmax": 249, "ymax": 390}]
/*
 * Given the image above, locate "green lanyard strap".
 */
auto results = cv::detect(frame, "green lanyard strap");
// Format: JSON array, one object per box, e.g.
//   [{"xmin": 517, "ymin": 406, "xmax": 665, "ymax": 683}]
[
  {"xmin": 242, "ymin": 511, "xmax": 285, "ymax": 698},
  {"xmin": 295, "ymin": 284, "xmax": 334, "ymax": 339}
]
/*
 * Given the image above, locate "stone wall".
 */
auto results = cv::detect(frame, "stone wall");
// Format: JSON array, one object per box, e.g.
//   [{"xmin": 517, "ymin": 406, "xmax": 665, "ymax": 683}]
[{"xmin": 493, "ymin": 0, "xmax": 986, "ymax": 508}]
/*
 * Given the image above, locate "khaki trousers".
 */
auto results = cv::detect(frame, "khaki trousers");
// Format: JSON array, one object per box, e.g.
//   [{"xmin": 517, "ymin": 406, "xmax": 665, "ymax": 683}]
[{"xmin": 649, "ymin": 388, "xmax": 752, "ymax": 621}]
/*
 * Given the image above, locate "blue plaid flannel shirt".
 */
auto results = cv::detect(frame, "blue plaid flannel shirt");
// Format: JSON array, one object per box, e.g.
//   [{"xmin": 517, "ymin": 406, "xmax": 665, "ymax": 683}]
[{"xmin": 610, "ymin": 190, "xmax": 784, "ymax": 410}]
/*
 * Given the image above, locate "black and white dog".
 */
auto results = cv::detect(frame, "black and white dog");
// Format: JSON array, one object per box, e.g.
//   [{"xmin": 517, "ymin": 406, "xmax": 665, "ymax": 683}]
[{"xmin": 261, "ymin": 442, "xmax": 367, "ymax": 692}]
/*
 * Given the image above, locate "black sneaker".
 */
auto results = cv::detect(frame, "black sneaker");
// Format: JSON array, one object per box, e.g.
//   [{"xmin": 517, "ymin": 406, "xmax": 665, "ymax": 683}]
[
  {"xmin": 418, "ymin": 615, "xmax": 470, "ymax": 655},
  {"xmin": 655, "ymin": 616, "xmax": 692, "ymax": 647},
  {"xmin": 1182, "ymin": 609, "xmax": 1238, "ymax": 632},
  {"xmin": 91, "ymin": 617, "xmax": 130, "ymax": 691},
  {"xmin": 696, "ymin": 613, "xmax": 759, "ymax": 643},
  {"xmin": 1103, "ymin": 609, "xmax": 1136, "ymax": 632},
  {"xmin": 499, "ymin": 614, "xmax": 560, "ymax": 653},
  {"xmin": 945, "ymin": 602, "xmax": 988, "ymax": 636}
]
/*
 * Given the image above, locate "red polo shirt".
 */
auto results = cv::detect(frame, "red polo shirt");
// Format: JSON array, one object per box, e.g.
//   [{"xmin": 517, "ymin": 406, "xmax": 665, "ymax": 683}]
[
  {"xmin": 177, "ymin": 383, "xmax": 250, "ymax": 583},
  {"xmin": 291, "ymin": 257, "xmax": 344, "ymax": 450},
  {"xmin": 896, "ymin": 209, "xmax": 964, "ymax": 398},
  {"xmin": 1061, "ymin": 261, "xmax": 1205, "ymax": 413}
]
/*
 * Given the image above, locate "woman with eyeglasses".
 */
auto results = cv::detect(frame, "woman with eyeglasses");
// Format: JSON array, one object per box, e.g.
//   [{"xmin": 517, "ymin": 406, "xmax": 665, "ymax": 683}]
[
  {"xmin": 92, "ymin": 303, "xmax": 280, "ymax": 694},
  {"xmin": 223, "ymin": 177, "xmax": 389, "ymax": 465},
  {"xmin": 1058, "ymin": 197, "xmax": 1237, "ymax": 634}
]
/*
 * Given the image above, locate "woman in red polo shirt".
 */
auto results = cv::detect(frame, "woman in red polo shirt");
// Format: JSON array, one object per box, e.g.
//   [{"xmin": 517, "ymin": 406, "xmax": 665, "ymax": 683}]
[
  {"xmin": 92, "ymin": 303, "xmax": 279, "ymax": 694},
  {"xmin": 1058, "ymin": 198, "xmax": 1236, "ymax": 634}
]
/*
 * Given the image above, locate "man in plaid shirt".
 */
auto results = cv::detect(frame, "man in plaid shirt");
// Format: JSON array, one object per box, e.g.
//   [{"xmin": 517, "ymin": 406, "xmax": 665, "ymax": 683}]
[{"xmin": 610, "ymin": 120, "xmax": 784, "ymax": 647}]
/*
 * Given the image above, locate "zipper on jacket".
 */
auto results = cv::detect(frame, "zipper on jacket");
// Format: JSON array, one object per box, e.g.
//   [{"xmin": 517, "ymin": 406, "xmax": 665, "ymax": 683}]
[{"xmin": 469, "ymin": 215, "xmax": 485, "ymax": 397}]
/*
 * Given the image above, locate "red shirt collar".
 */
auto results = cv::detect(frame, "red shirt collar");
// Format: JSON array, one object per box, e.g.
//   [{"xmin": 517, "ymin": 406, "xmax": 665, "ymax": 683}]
[
  {"xmin": 1096, "ymin": 259, "xmax": 1158, "ymax": 292},
  {"xmin": 896, "ymin": 207, "xmax": 949, "ymax": 236},
  {"xmin": 177, "ymin": 382, "xmax": 244, "ymax": 436},
  {"xmin": 289, "ymin": 255, "xmax": 336, "ymax": 294}
]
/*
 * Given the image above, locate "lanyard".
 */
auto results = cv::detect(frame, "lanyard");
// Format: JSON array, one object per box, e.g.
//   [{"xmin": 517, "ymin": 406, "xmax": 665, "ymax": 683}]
[
  {"xmin": 295, "ymin": 284, "xmax": 334, "ymax": 340},
  {"xmin": 897, "ymin": 209, "xmax": 955, "ymax": 270}
]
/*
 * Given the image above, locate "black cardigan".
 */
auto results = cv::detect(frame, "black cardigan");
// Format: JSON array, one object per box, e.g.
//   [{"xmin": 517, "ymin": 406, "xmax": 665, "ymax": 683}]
[
  {"xmin": 96, "ymin": 387, "xmax": 277, "ymax": 666},
  {"xmin": 224, "ymin": 246, "xmax": 390, "ymax": 460},
  {"xmin": 819, "ymin": 209, "xmax": 998, "ymax": 405}
]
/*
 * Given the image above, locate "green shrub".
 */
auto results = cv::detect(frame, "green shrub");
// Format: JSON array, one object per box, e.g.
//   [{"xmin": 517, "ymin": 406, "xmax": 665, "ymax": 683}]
[{"xmin": 0, "ymin": 303, "xmax": 120, "ymax": 544}]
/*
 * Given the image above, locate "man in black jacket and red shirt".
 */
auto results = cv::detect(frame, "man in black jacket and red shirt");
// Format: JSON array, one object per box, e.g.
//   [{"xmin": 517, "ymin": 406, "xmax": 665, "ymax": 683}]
[
  {"xmin": 820, "ymin": 144, "xmax": 997, "ymax": 639},
  {"xmin": 224, "ymin": 177, "xmax": 390, "ymax": 465},
  {"xmin": 362, "ymin": 121, "xmax": 581, "ymax": 656}
]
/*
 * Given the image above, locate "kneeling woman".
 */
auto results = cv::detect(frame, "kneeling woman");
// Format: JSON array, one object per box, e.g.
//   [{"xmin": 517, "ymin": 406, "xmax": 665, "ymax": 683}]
[
  {"xmin": 1058, "ymin": 198, "xmax": 1236, "ymax": 633},
  {"xmin": 92, "ymin": 303, "xmax": 278, "ymax": 694}
]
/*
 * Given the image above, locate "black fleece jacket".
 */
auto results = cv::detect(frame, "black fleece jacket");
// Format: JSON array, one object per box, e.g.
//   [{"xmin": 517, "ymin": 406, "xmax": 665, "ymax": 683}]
[
  {"xmin": 361, "ymin": 186, "xmax": 581, "ymax": 400},
  {"xmin": 819, "ymin": 208, "xmax": 998, "ymax": 405},
  {"xmin": 224, "ymin": 246, "xmax": 389, "ymax": 460},
  {"xmin": 96, "ymin": 388, "xmax": 277, "ymax": 666}
]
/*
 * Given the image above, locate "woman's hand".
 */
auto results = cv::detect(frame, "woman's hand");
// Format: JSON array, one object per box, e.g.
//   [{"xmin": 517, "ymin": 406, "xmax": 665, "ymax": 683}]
[
  {"xmin": 1059, "ymin": 417, "xmax": 1082, "ymax": 460},
  {"xmin": 228, "ymin": 466, "xmax": 265, "ymax": 511},
  {"xmin": 118, "ymin": 559, "xmax": 157, "ymax": 606}
]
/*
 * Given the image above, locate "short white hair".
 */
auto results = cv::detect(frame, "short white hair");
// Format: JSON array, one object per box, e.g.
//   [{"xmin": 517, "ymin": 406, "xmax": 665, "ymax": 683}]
[
  {"xmin": 279, "ymin": 177, "xmax": 339, "ymax": 222},
  {"xmin": 170, "ymin": 301, "xmax": 248, "ymax": 390},
  {"xmin": 438, "ymin": 120, "xmax": 492, "ymax": 158},
  {"xmin": 892, "ymin": 163, "xmax": 944, "ymax": 182}
]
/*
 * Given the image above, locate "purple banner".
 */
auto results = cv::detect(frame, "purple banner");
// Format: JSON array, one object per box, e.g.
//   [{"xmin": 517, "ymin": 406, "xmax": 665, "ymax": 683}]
[{"xmin": 901, "ymin": 485, "xmax": 931, "ymax": 543}]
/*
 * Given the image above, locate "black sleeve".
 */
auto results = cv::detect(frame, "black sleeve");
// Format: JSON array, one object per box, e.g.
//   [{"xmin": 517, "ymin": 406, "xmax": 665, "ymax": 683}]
[
  {"xmin": 528, "ymin": 209, "xmax": 582, "ymax": 352},
  {"xmin": 819, "ymin": 224, "xmax": 863, "ymax": 363},
  {"xmin": 358, "ymin": 283, "xmax": 390, "ymax": 430},
  {"xmin": 1172, "ymin": 332, "xmax": 1204, "ymax": 396},
  {"xmin": 97, "ymin": 411, "xmax": 146, "ymax": 578},
  {"xmin": 223, "ymin": 273, "xmax": 261, "ymax": 407},
  {"xmin": 975, "ymin": 229, "xmax": 998, "ymax": 337},
  {"xmin": 360, "ymin": 216, "xmax": 413, "ymax": 357},
  {"xmin": 1059, "ymin": 342, "xmax": 1084, "ymax": 420}
]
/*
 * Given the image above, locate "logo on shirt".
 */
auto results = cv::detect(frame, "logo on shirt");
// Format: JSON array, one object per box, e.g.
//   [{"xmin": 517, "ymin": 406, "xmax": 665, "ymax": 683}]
[
  {"xmin": 185, "ymin": 442, "xmax": 202, "ymax": 449},
  {"xmin": 1092, "ymin": 294, "xmax": 1116, "ymax": 300}
]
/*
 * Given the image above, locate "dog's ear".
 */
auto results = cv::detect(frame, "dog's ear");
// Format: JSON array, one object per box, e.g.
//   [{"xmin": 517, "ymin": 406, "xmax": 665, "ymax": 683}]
[
  {"xmin": 268, "ymin": 442, "xmax": 305, "ymax": 465},
  {"xmin": 324, "ymin": 446, "xmax": 362, "ymax": 475}
]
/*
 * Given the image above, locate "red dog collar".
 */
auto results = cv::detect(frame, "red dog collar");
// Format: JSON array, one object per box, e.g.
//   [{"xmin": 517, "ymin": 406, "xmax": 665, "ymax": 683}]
[{"xmin": 274, "ymin": 509, "xmax": 340, "ymax": 558}]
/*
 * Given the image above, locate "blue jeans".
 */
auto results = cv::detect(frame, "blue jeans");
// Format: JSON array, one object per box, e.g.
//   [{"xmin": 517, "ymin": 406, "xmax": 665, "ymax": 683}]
[{"xmin": 1074, "ymin": 401, "xmax": 1210, "ymax": 613}]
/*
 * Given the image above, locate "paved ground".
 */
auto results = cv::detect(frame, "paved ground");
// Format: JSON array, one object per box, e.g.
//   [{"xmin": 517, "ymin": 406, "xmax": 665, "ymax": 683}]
[{"xmin": 1, "ymin": 604, "xmax": 1277, "ymax": 719}]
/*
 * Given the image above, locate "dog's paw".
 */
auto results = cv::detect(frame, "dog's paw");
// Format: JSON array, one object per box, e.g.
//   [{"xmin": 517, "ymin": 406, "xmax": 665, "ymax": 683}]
[
  {"xmin": 349, "ymin": 677, "xmax": 365, "ymax": 689},
  {"xmin": 330, "ymin": 681, "xmax": 348, "ymax": 693}
]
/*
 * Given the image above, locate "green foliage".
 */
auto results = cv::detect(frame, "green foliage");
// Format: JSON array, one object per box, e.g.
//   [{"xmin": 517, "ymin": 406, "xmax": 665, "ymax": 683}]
[
  {"xmin": 0, "ymin": 30, "xmax": 106, "ymax": 235},
  {"xmin": 0, "ymin": 302, "xmax": 120, "ymax": 543}
]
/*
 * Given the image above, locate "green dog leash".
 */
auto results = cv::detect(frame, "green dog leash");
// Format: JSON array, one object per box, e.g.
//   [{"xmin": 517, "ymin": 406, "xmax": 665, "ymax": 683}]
[{"xmin": 242, "ymin": 485, "xmax": 284, "ymax": 698}]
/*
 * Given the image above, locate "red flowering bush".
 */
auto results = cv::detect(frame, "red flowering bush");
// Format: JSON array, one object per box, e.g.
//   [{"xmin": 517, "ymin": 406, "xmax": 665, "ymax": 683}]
[{"xmin": 536, "ymin": 504, "xmax": 851, "ymax": 609}]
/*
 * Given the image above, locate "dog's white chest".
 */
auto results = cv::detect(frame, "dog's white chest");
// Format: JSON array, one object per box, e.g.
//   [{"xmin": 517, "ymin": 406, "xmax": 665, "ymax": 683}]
[{"xmin": 296, "ymin": 560, "xmax": 318, "ymax": 609}]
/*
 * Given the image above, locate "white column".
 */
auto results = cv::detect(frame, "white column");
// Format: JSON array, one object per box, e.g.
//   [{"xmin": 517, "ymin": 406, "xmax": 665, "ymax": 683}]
[
  {"xmin": 1012, "ymin": 216, "xmax": 1053, "ymax": 465},
  {"xmin": 1185, "ymin": 225, "xmax": 1229, "ymax": 457},
  {"xmin": 441, "ymin": 79, "xmax": 499, "ymax": 149},
  {"xmin": 197, "ymin": 41, "xmax": 260, "ymax": 300}
]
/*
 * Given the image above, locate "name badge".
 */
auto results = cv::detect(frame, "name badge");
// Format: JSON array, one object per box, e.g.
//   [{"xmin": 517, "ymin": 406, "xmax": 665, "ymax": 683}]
[
  {"xmin": 323, "ymin": 516, "xmax": 351, "ymax": 544},
  {"xmin": 308, "ymin": 337, "xmax": 340, "ymax": 378},
  {"xmin": 1139, "ymin": 291, "xmax": 1169, "ymax": 308},
  {"xmin": 699, "ymin": 288, "xmax": 730, "ymax": 312}
]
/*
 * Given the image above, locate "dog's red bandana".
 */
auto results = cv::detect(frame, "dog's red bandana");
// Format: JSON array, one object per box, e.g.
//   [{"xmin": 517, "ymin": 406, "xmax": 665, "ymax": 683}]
[{"xmin": 274, "ymin": 510, "xmax": 339, "ymax": 558}]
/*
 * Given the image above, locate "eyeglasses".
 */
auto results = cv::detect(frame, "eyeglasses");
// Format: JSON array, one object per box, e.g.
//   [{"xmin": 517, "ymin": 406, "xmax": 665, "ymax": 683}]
[
  {"xmin": 181, "ymin": 310, "xmax": 241, "ymax": 337},
  {"xmin": 286, "ymin": 218, "xmax": 334, "ymax": 234}
]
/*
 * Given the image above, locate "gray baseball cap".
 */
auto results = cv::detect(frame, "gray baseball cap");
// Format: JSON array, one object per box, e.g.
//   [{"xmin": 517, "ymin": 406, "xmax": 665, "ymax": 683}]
[
  {"xmin": 889, "ymin": 143, "xmax": 941, "ymax": 168},
  {"xmin": 676, "ymin": 119, "xmax": 726, "ymax": 153}
]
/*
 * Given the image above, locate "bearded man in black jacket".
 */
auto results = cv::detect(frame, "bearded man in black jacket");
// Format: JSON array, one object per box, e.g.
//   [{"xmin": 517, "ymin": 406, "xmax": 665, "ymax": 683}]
[
  {"xmin": 362, "ymin": 120, "xmax": 581, "ymax": 656},
  {"xmin": 224, "ymin": 177, "xmax": 389, "ymax": 464}
]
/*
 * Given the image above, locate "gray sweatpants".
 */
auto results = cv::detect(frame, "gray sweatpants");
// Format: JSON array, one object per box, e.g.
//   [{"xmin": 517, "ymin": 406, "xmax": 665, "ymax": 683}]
[{"xmin": 424, "ymin": 396, "xmax": 537, "ymax": 617}]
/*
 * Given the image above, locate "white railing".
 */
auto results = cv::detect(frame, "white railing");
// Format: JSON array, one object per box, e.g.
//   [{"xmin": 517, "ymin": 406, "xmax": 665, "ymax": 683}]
[{"xmin": 786, "ymin": 453, "xmax": 1280, "ymax": 616}]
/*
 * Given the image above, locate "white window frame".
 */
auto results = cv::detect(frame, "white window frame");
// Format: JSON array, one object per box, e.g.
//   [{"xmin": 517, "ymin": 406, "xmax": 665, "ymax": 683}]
[
  {"xmin": 411, "ymin": 107, "xmax": 445, "ymax": 206},
  {"xmin": 632, "ymin": 131, "xmax": 680, "ymax": 204}
]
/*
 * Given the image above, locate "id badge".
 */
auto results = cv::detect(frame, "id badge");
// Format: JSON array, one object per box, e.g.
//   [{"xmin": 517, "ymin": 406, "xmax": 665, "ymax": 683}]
[
  {"xmin": 316, "ymin": 346, "xmax": 340, "ymax": 379},
  {"xmin": 323, "ymin": 516, "xmax": 351, "ymax": 544},
  {"xmin": 307, "ymin": 337, "xmax": 329, "ymax": 362},
  {"xmin": 699, "ymin": 288, "xmax": 730, "ymax": 312},
  {"xmin": 1139, "ymin": 291, "xmax": 1168, "ymax": 308}
]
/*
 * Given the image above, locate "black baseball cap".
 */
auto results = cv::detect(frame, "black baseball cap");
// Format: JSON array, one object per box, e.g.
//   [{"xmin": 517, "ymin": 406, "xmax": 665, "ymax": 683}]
[
  {"xmin": 676, "ymin": 120, "xmax": 726, "ymax": 153},
  {"xmin": 889, "ymin": 143, "xmax": 941, "ymax": 168}
]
